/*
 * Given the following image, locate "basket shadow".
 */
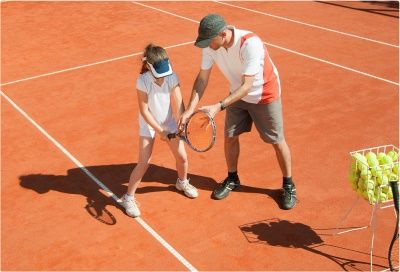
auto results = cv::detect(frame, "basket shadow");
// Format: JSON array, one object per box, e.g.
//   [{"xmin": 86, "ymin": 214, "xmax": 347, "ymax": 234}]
[{"xmin": 239, "ymin": 218, "xmax": 388, "ymax": 271}]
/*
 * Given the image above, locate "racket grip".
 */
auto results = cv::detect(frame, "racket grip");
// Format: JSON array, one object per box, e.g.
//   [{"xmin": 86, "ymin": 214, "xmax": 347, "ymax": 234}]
[{"xmin": 167, "ymin": 133, "xmax": 176, "ymax": 140}]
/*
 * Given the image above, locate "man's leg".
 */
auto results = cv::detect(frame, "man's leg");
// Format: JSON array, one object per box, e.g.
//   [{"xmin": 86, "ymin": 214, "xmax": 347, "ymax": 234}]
[
  {"xmin": 212, "ymin": 136, "xmax": 242, "ymax": 200},
  {"xmin": 250, "ymin": 98, "xmax": 297, "ymax": 210},
  {"xmin": 273, "ymin": 139, "xmax": 296, "ymax": 210},
  {"xmin": 272, "ymin": 138, "xmax": 291, "ymax": 178},
  {"xmin": 225, "ymin": 135, "xmax": 240, "ymax": 173}
]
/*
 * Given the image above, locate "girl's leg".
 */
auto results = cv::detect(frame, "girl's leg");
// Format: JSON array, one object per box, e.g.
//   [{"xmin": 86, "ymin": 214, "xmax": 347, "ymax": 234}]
[
  {"xmin": 127, "ymin": 136, "xmax": 155, "ymax": 196},
  {"xmin": 166, "ymin": 137, "xmax": 188, "ymax": 181},
  {"xmin": 166, "ymin": 138, "xmax": 198, "ymax": 198}
]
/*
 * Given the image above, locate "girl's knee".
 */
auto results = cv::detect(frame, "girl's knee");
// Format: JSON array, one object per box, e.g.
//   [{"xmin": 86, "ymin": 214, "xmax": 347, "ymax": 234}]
[{"xmin": 176, "ymin": 153, "xmax": 188, "ymax": 165}]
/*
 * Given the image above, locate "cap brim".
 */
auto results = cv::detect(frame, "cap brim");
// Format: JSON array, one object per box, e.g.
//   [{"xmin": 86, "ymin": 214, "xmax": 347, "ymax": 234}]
[
  {"xmin": 195, "ymin": 37, "xmax": 212, "ymax": 48},
  {"xmin": 148, "ymin": 60, "xmax": 173, "ymax": 78}
]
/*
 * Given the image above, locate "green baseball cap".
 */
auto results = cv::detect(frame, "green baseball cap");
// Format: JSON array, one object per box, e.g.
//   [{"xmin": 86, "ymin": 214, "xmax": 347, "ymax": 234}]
[{"xmin": 195, "ymin": 14, "xmax": 226, "ymax": 48}]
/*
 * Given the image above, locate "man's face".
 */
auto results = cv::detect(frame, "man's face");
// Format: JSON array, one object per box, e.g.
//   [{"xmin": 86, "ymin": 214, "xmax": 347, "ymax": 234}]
[{"xmin": 208, "ymin": 33, "xmax": 224, "ymax": 50}]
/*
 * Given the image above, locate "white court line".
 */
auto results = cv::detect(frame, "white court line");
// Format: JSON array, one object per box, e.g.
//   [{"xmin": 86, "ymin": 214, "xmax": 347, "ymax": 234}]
[
  {"xmin": 132, "ymin": 1, "xmax": 399, "ymax": 86},
  {"xmin": 265, "ymin": 42, "xmax": 399, "ymax": 86},
  {"xmin": 2, "ymin": 2, "xmax": 398, "ymax": 87},
  {"xmin": 0, "ymin": 40, "xmax": 194, "ymax": 87},
  {"xmin": 214, "ymin": 1, "xmax": 399, "ymax": 48},
  {"xmin": 0, "ymin": 90, "xmax": 198, "ymax": 272}
]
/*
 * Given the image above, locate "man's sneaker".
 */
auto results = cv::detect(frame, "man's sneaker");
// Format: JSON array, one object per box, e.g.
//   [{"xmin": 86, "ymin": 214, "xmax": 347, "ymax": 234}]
[
  {"xmin": 176, "ymin": 178, "xmax": 199, "ymax": 198},
  {"xmin": 121, "ymin": 194, "xmax": 141, "ymax": 217},
  {"xmin": 212, "ymin": 176, "xmax": 240, "ymax": 200},
  {"xmin": 281, "ymin": 183, "xmax": 296, "ymax": 210}
]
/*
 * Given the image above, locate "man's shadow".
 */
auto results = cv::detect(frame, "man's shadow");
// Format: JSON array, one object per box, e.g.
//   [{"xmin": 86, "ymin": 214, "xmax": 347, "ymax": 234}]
[
  {"xmin": 19, "ymin": 163, "xmax": 284, "ymax": 224},
  {"xmin": 239, "ymin": 218, "xmax": 387, "ymax": 271}
]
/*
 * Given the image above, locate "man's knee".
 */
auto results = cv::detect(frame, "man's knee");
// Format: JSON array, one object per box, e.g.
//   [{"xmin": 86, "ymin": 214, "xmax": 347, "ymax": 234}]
[{"xmin": 225, "ymin": 135, "xmax": 239, "ymax": 145}]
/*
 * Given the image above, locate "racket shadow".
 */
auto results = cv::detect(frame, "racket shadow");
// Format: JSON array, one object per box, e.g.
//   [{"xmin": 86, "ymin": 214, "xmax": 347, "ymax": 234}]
[{"xmin": 19, "ymin": 163, "xmax": 216, "ymax": 224}]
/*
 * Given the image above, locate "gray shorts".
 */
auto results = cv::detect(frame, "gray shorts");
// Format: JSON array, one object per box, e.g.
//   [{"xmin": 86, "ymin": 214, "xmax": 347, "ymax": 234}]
[{"xmin": 225, "ymin": 98, "xmax": 284, "ymax": 144}]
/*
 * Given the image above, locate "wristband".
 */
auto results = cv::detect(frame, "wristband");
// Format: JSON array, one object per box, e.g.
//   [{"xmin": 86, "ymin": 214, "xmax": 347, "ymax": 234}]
[{"xmin": 219, "ymin": 101, "xmax": 226, "ymax": 111}]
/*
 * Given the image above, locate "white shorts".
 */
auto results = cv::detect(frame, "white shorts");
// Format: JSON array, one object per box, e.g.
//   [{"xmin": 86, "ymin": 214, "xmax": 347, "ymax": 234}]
[{"xmin": 139, "ymin": 117, "xmax": 178, "ymax": 138}]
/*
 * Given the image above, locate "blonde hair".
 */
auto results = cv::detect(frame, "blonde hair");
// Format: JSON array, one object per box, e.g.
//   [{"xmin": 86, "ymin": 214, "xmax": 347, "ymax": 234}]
[{"xmin": 140, "ymin": 44, "xmax": 169, "ymax": 74}]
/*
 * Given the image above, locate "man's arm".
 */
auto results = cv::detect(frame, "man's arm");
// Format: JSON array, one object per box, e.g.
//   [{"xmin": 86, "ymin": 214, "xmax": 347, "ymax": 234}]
[
  {"xmin": 178, "ymin": 68, "xmax": 212, "ymax": 130},
  {"xmin": 199, "ymin": 75, "xmax": 254, "ymax": 118},
  {"xmin": 187, "ymin": 68, "xmax": 212, "ymax": 112},
  {"xmin": 220, "ymin": 75, "xmax": 254, "ymax": 108}
]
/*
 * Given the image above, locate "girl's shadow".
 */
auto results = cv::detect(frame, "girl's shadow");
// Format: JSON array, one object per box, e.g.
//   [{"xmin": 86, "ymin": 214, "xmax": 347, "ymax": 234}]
[
  {"xmin": 19, "ymin": 163, "xmax": 284, "ymax": 224},
  {"xmin": 19, "ymin": 163, "xmax": 217, "ymax": 225}
]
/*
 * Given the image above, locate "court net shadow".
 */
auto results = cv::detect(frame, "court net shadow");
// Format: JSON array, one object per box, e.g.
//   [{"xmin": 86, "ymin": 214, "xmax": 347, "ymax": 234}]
[
  {"xmin": 316, "ymin": 1, "xmax": 399, "ymax": 18},
  {"xmin": 19, "ymin": 163, "xmax": 216, "ymax": 225},
  {"xmin": 239, "ymin": 218, "xmax": 387, "ymax": 271}
]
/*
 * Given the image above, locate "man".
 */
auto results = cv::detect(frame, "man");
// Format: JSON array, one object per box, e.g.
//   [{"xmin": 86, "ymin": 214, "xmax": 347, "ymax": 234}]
[{"xmin": 179, "ymin": 14, "xmax": 296, "ymax": 209}]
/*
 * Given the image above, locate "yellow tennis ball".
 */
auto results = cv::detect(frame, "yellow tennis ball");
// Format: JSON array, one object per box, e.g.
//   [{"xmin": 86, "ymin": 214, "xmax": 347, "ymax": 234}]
[
  {"xmin": 379, "ymin": 192, "xmax": 388, "ymax": 202},
  {"xmin": 387, "ymin": 150, "xmax": 399, "ymax": 161},
  {"xmin": 368, "ymin": 158, "xmax": 379, "ymax": 167},
  {"xmin": 353, "ymin": 153, "xmax": 368, "ymax": 171},
  {"xmin": 371, "ymin": 166, "xmax": 382, "ymax": 177},
  {"xmin": 357, "ymin": 179, "xmax": 365, "ymax": 190},
  {"xmin": 366, "ymin": 151, "xmax": 377, "ymax": 160},
  {"xmin": 366, "ymin": 152, "xmax": 378, "ymax": 166},
  {"xmin": 393, "ymin": 164, "xmax": 399, "ymax": 174},
  {"xmin": 382, "ymin": 186, "xmax": 390, "ymax": 194},
  {"xmin": 377, "ymin": 152, "xmax": 387, "ymax": 164},
  {"xmin": 377, "ymin": 174, "xmax": 389, "ymax": 186},
  {"xmin": 361, "ymin": 170, "xmax": 372, "ymax": 181},
  {"xmin": 359, "ymin": 164, "xmax": 369, "ymax": 175},
  {"xmin": 366, "ymin": 179, "xmax": 375, "ymax": 191},
  {"xmin": 388, "ymin": 173, "xmax": 399, "ymax": 181},
  {"xmin": 388, "ymin": 190, "xmax": 394, "ymax": 200},
  {"xmin": 349, "ymin": 172, "xmax": 359, "ymax": 183}
]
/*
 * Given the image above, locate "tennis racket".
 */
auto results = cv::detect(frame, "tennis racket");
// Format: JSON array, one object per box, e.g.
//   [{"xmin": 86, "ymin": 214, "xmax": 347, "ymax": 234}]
[
  {"xmin": 389, "ymin": 180, "xmax": 399, "ymax": 271},
  {"xmin": 168, "ymin": 110, "xmax": 216, "ymax": 152}
]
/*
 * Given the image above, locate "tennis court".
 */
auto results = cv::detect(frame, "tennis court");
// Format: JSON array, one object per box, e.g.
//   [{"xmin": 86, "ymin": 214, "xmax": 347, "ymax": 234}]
[{"xmin": 1, "ymin": 1, "xmax": 399, "ymax": 270}]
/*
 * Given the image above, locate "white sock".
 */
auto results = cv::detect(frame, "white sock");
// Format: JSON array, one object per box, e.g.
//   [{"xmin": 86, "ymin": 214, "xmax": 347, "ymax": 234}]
[
  {"xmin": 124, "ymin": 193, "xmax": 134, "ymax": 200},
  {"xmin": 178, "ymin": 178, "xmax": 188, "ymax": 183}
]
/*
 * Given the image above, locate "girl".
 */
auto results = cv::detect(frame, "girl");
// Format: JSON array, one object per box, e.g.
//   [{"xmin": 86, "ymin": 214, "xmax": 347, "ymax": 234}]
[{"xmin": 121, "ymin": 44, "xmax": 198, "ymax": 217}]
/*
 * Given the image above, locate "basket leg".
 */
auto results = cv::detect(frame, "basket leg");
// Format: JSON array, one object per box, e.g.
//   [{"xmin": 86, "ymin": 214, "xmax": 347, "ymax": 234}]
[
  {"xmin": 369, "ymin": 201, "xmax": 380, "ymax": 271},
  {"xmin": 334, "ymin": 196, "xmax": 369, "ymax": 235}
]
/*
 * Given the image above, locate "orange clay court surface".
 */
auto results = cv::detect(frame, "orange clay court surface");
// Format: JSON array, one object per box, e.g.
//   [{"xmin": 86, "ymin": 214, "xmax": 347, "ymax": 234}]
[{"xmin": 1, "ymin": 1, "xmax": 399, "ymax": 271}]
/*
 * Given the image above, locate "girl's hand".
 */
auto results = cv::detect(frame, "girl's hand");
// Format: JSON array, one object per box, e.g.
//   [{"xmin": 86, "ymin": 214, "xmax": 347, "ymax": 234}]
[
  {"xmin": 159, "ymin": 130, "xmax": 170, "ymax": 142},
  {"xmin": 198, "ymin": 103, "xmax": 221, "ymax": 119}
]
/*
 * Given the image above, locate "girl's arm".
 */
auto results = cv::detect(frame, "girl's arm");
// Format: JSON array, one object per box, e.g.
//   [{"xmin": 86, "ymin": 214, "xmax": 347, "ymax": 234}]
[
  {"xmin": 171, "ymin": 84, "xmax": 185, "ymax": 118},
  {"xmin": 137, "ymin": 89, "xmax": 169, "ymax": 140}
]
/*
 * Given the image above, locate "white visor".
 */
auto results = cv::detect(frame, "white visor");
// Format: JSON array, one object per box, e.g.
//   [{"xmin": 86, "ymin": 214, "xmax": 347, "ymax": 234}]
[{"xmin": 147, "ymin": 59, "xmax": 173, "ymax": 78}]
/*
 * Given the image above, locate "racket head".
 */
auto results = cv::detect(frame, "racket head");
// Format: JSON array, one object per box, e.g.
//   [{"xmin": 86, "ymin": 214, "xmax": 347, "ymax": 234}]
[{"xmin": 183, "ymin": 110, "xmax": 216, "ymax": 152}]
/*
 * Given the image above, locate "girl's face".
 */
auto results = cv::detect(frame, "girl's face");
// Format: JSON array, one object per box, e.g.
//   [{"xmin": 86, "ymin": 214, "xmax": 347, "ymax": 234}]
[{"xmin": 146, "ymin": 63, "xmax": 165, "ymax": 84}]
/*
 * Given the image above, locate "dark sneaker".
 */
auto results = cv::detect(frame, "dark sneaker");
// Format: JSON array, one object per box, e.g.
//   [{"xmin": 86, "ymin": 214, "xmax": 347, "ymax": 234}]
[
  {"xmin": 281, "ymin": 183, "xmax": 296, "ymax": 210},
  {"xmin": 212, "ymin": 176, "xmax": 240, "ymax": 200}
]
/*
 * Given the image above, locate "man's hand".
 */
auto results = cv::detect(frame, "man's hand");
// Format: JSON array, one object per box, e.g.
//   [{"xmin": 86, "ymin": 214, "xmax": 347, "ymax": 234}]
[
  {"xmin": 199, "ymin": 103, "xmax": 221, "ymax": 119},
  {"xmin": 178, "ymin": 109, "xmax": 194, "ymax": 132}
]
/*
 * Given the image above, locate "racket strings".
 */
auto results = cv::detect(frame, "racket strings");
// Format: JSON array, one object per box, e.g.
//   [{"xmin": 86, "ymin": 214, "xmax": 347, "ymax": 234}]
[{"xmin": 186, "ymin": 112, "xmax": 214, "ymax": 151}]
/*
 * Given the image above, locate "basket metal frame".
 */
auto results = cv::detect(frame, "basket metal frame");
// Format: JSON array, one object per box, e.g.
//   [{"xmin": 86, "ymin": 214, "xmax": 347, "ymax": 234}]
[{"xmin": 335, "ymin": 144, "xmax": 399, "ymax": 271}]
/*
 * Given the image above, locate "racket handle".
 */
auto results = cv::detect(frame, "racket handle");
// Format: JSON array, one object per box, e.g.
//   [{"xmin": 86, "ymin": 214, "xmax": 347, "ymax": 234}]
[{"xmin": 167, "ymin": 133, "xmax": 176, "ymax": 140}]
